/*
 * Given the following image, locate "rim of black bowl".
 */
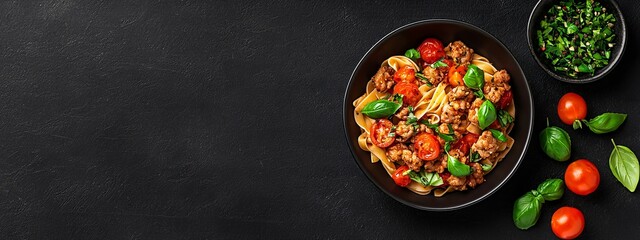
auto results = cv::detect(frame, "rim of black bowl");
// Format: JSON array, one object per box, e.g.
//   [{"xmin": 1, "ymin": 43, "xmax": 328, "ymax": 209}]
[
  {"xmin": 343, "ymin": 19, "xmax": 534, "ymax": 211},
  {"xmin": 527, "ymin": 0, "xmax": 627, "ymax": 83}
]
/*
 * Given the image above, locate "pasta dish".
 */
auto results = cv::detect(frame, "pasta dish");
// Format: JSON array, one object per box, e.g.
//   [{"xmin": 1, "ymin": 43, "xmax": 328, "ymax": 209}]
[{"xmin": 353, "ymin": 38, "xmax": 515, "ymax": 196}]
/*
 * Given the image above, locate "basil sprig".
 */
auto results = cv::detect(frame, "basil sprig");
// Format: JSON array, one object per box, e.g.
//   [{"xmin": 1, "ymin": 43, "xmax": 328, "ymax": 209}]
[
  {"xmin": 463, "ymin": 64, "xmax": 485, "ymax": 90},
  {"xmin": 498, "ymin": 110, "xmax": 514, "ymax": 127},
  {"xmin": 406, "ymin": 170, "xmax": 444, "ymax": 187},
  {"xmin": 430, "ymin": 59, "xmax": 448, "ymax": 68},
  {"xmin": 404, "ymin": 48, "xmax": 420, "ymax": 62},
  {"xmin": 361, "ymin": 99, "xmax": 402, "ymax": 119},
  {"xmin": 513, "ymin": 179, "xmax": 565, "ymax": 230},
  {"xmin": 539, "ymin": 120, "xmax": 571, "ymax": 162},
  {"xmin": 610, "ymin": 139, "xmax": 640, "ymax": 192},
  {"xmin": 478, "ymin": 100, "xmax": 497, "ymax": 130},
  {"xmin": 580, "ymin": 113, "xmax": 627, "ymax": 134},
  {"xmin": 447, "ymin": 154, "xmax": 471, "ymax": 177},
  {"xmin": 489, "ymin": 129, "xmax": 507, "ymax": 142}
]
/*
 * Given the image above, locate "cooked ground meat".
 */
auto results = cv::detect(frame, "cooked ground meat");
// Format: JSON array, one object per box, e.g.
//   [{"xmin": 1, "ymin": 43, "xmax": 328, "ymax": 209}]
[
  {"xmin": 422, "ymin": 66, "xmax": 447, "ymax": 86},
  {"xmin": 493, "ymin": 69, "xmax": 511, "ymax": 83},
  {"xmin": 372, "ymin": 65, "xmax": 395, "ymax": 92},
  {"xmin": 467, "ymin": 98, "xmax": 484, "ymax": 125},
  {"xmin": 424, "ymin": 156, "xmax": 446, "ymax": 173},
  {"xmin": 483, "ymin": 70, "xmax": 512, "ymax": 104},
  {"xmin": 448, "ymin": 149, "xmax": 467, "ymax": 164},
  {"xmin": 395, "ymin": 121, "xmax": 415, "ymax": 143},
  {"xmin": 471, "ymin": 130, "xmax": 499, "ymax": 159},
  {"xmin": 445, "ymin": 41, "xmax": 474, "ymax": 65},
  {"xmin": 416, "ymin": 124, "xmax": 434, "ymax": 134},
  {"xmin": 386, "ymin": 143, "xmax": 408, "ymax": 163},
  {"xmin": 447, "ymin": 175, "xmax": 468, "ymax": 191},
  {"xmin": 395, "ymin": 107, "xmax": 409, "ymax": 120},
  {"xmin": 402, "ymin": 149, "xmax": 423, "ymax": 171},
  {"xmin": 442, "ymin": 86, "xmax": 474, "ymax": 124},
  {"xmin": 466, "ymin": 163, "xmax": 485, "ymax": 188}
]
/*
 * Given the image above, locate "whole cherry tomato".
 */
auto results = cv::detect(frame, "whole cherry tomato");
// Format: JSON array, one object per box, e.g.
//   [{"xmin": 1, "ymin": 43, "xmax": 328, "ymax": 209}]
[
  {"xmin": 414, "ymin": 132, "xmax": 441, "ymax": 161},
  {"xmin": 392, "ymin": 165, "xmax": 411, "ymax": 187},
  {"xmin": 565, "ymin": 159, "xmax": 600, "ymax": 196},
  {"xmin": 393, "ymin": 66, "xmax": 416, "ymax": 83},
  {"xmin": 551, "ymin": 207, "xmax": 585, "ymax": 240},
  {"xmin": 497, "ymin": 90, "xmax": 513, "ymax": 110},
  {"xmin": 393, "ymin": 82, "xmax": 421, "ymax": 106},
  {"xmin": 417, "ymin": 38, "xmax": 445, "ymax": 64},
  {"xmin": 370, "ymin": 119, "xmax": 395, "ymax": 148},
  {"xmin": 557, "ymin": 92, "xmax": 587, "ymax": 126}
]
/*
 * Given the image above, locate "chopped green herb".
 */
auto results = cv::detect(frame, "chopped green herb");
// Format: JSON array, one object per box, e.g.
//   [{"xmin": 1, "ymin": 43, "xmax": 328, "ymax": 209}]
[
  {"xmin": 536, "ymin": 0, "xmax": 617, "ymax": 78},
  {"xmin": 430, "ymin": 59, "xmax": 449, "ymax": 68}
]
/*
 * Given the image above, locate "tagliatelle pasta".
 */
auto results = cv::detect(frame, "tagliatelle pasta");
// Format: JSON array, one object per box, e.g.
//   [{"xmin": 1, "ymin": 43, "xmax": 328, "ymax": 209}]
[{"xmin": 353, "ymin": 38, "xmax": 516, "ymax": 196}]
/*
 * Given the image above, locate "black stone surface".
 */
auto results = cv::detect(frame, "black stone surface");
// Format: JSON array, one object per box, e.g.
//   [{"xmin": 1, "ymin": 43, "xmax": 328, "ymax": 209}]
[{"xmin": 0, "ymin": 0, "xmax": 638, "ymax": 239}]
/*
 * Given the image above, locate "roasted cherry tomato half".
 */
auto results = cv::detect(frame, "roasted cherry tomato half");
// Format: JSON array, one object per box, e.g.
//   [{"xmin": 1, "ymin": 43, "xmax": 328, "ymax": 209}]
[
  {"xmin": 370, "ymin": 119, "xmax": 395, "ymax": 148},
  {"xmin": 557, "ymin": 92, "xmax": 587, "ymax": 126},
  {"xmin": 393, "ymin": 82, "xmax": 421, "ymax": 106},
  {"xmin": 414, "ymin": 132, "xmax": 441, "ymax": 161},
  {"xmin": 497, "ymin": 90, "xmax": 513, "ymax": 110},
  {"xmin": 551, "ymin": 207, "xmax": 585, "ymax": 240},
  {"xmin": 565, "ymin": 159, "xmax": 600, "ymax": 196},
  {"xmin": 417, "ymin": 38, "xmax": 445, "ymax": 64},
  {"xmin": 393, "ymin": 66, "xmax": 416, "ymax": 84},
  {"xmin": 448, "ymin": 65, "xmax": 467, "ymax": 86},
  {"xmin": 452, "ymin": 133, "xmax": 479, "ymax": 154},
  {"xmin": 392, "ymin": 165, "xmax": 411, "ymax": 187}
]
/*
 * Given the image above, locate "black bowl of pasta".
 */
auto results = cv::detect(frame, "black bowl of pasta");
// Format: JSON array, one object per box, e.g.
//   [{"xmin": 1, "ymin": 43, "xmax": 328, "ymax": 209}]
[{"xmin": 343, "ymin": 19, "xmax": 534, "ymax": 211}]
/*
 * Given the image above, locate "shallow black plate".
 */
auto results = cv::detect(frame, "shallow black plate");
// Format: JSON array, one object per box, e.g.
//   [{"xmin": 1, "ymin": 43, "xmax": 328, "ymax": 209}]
[{"xmin": 343, "ymin": 19, "xmax": 534, "ymax": 211}]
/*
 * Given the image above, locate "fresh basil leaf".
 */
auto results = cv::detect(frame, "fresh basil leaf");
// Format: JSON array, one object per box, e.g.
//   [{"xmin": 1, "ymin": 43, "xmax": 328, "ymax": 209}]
[
  {"xmin": 610, "ymin": 139, "xmax": 640, "ymax": 192},
  {"xmin": 536, "ymin": 178, "xmax": 564, "ymax": 201},
  {"xmin": 415, "ymin": 73, "xmax": 432, "ymax": 87},
  {"xmin": 407, "ymin": 170, "xmax": 443, "ymax": 187},
  {"xmin": 392, "ymin": 94, "xmax": 404, "ymax": 104},
  {"xmin": 477, "ymin": 100, "xmax": 497, "ymax": 130},
  {"xmin": 420, "ymin": 120, "xmax": 439, "ymax": 129},
  {"xmin": 470, "ymin": 151, "xmax": 481, "ymax": 163},
  {"xmin": 498, "ymin": 110, "xmax": 514, "ymax": 127},
  {"xmin": 361, "ymin": 100, "xmax": 402, "ymax": 119},
  {"xmin": 582, "ymin": 113, "xmax": 627, "ymax": 134},
  {"xmin": 444, "ymin": 141, "xmax": 451, "ymax": 152},
  {"xmin": 404, "ymin": 48, "xmax": 421, "ymax": 62},
  {"xmin": 513, "ymin": 191, "xmax": 544, "ymax": 230},
  {"xmin": 463, "ymin": 64, "xmax": 485, "ymax": 90},
  {"xmin": 430, "ymin": 59, "xmax": 448, "ymax": 68},
  {"xmin": 438, "ymin": 131, "xmax": 455, "ymax": 142},
  {"xmin": 481, "ymin": 163, "xmax": 492, "ymax": 171},
  {"xmin": 473, "ymin": 90, "xmax": 485, "ymax": 99},
  {"xmin": 447, "ymin": 155, "xmax": 471, "ymax": 177},
  {"xmin": 539, "ymin": 125, "xmax": 571, "ymax": 162},
  {"xmin": 489, "ymin": 129, "xmax": 507, "ymax": 142}
]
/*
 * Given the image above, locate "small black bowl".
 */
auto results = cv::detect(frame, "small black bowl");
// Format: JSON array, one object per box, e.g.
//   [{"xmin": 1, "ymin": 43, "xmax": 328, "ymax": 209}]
[
  {"xmin": 343, "ymin": 19, "xmax": 534, "ymax": 211},
  {"xmin": 527, "ymin": 0, "xmax": 627, "ymax": 83}
]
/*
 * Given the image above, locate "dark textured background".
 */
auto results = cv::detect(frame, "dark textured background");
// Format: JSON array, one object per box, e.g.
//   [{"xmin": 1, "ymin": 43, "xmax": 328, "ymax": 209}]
[{"xmin": 0, "ymin": 0, "xmax": 638, "ymax": 239}]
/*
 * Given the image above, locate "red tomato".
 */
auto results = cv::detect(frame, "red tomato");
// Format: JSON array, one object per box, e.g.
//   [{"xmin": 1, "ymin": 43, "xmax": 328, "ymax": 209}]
[
  {"xmin": 414, "ymin": 132, "xmax": 441, "ymax": 161},
  {"xmin": 497, "ymin": 90, "xmax": 513, "ymax": 110},
  {"xmin": 370, "ymin": 119, "xmax": 395, "ymax": 148},
  {"xmin": 393, "ymin": 82, "xmax": 421, "ymax": 106},
  {"xmin": 393, "ymin": 66, "xmax": 416, "ymax": 83},
  {"xmin": 392, "ymin": 165, "xmax": 411, "ymax": 187},
  {"xmin": 417, "ymin": 38, "xmax": 445, "ymax": 64},
  {"xmin": 565, "ymin": 159, "xmax": 600, "ymax": 196},
  {"xmin": 439, "ymin": 172, "xmax": 451, "ymax": 187},
  {"xmin": 452, "ymin": 133, "xmax": 479, "ymax": 154},
  {"xmin": 448, "ymin": 65, "xmax": 467, "ymax": 86},
  {"xmin": 557, "ymin": 92, "xmax": 587, "ymax": 125},
  {"xmin": 551, "ymin": 207, "xmax": 585, "ymax": 240}
]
